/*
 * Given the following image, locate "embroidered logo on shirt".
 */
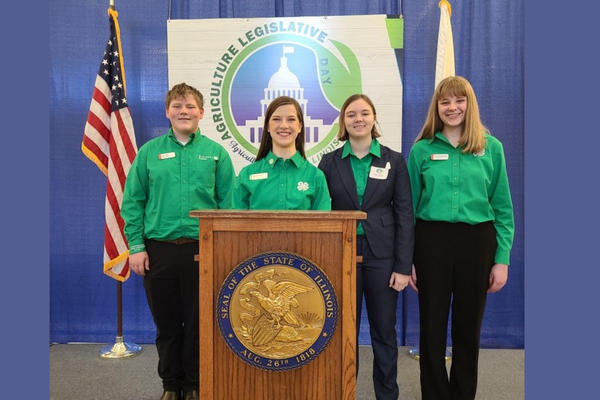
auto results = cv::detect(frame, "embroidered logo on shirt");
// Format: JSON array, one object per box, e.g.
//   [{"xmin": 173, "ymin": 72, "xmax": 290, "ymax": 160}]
[
  {"xmin": 297, "ymin": 181, "xmax": 309, "ymax": 191},
  {"xmin": 473, "ymin": 149, "xmax": 486, "ymax": 157},
  {"xmin": 198, "ymin": 155, "xmax": 218, "ymax": 160},
  {"xmin": 130, "ymin": 243, "xmax": 146, "ymax": 252}
]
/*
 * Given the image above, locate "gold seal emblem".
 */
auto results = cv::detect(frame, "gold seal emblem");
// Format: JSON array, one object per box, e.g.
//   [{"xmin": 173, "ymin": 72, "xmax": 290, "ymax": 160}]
[{"xmin": 217, "ymin": 251, "xmax": 338, "ymax": 371}]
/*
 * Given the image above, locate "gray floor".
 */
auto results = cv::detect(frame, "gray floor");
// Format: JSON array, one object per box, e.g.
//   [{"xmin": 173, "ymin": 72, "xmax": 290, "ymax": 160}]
[{"xmin": 50, "ymin": 343, "xmax": 524, "ymax": 399}]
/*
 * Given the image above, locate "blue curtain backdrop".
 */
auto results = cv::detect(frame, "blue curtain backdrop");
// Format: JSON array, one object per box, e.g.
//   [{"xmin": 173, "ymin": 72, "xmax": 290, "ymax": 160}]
[{"xmin": 50, "ymin": 0, "xmax": 524, "ymax": 348}]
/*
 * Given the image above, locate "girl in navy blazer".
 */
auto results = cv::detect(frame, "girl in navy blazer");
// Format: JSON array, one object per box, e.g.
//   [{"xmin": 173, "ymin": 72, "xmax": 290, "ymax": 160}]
[{"xmin": 318, "ymin": 94, "xmax": 414, "ymax": 400}]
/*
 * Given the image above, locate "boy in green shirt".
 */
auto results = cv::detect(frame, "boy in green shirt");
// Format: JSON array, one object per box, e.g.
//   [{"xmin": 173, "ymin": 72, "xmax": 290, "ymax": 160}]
[{"xmin": 122, "ymin": 83, "xmax": 234, "ymax": 400}]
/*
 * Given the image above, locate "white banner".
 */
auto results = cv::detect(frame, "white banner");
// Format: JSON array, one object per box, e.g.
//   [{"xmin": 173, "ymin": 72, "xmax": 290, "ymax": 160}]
[
  {"xmin": 435, "ymin": 1, "xmax": 455, "ymax": 89},
  {"xmin": 168, "ymin": 15, "xmax": 404, "ymax": 173}
]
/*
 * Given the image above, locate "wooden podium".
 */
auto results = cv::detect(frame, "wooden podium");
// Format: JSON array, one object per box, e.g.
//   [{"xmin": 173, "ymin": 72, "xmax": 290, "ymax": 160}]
[{"xmin": 189, "ymin": 210, "xmax": 366, "ymax": 400}]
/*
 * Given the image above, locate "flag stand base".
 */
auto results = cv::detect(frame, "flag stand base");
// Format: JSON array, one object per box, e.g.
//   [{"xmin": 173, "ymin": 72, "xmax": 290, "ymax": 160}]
[
  {"xmin": 99, "ymin": 336, "xmax": 142, "ymax": 359},
  {"xmin": 408, "ymin": 346, "xmax": 452, "ymax": 361}
]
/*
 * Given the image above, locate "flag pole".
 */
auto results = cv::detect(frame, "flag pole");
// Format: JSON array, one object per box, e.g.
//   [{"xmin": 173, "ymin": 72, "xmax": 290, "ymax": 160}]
[
  {"xmin": 99, "ymin": 281, "xmax": 142, "ymax": 358},
  {"xmin": 96, "ymin": 1, "xmax": 141, "ymax": 359}
]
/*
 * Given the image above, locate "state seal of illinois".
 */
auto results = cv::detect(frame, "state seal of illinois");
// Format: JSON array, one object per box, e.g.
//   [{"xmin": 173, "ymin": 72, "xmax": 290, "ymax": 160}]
[{"xmin": 216, "ymin": 251, "xmax": 339, "ymax": 371}]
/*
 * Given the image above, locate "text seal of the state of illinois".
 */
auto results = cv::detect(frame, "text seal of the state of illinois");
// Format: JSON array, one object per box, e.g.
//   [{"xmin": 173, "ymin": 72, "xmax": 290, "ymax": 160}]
[{"xmin": 216, "ymin": 251, "xmax": 339, "ymax": 371}]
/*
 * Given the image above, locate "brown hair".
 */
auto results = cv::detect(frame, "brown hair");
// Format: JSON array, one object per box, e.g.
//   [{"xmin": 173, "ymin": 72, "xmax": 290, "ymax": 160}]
[
  {"xmin": 414, "ymin": 76, "xmax": 488, "ymax": 154},
  {"xmin": 165, "ymin": 83, "xmax": 204, "ymax": 109},
  {"xmin": 337, "ymin": 94, "xmax": 381, "ymax": 141},
  {"xmin": 256, "ymin": 96, "xmax": 306, "ymax": 161}
]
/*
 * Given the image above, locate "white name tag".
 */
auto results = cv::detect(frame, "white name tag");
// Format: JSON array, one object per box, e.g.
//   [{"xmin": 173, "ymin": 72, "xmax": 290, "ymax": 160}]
[
  {"xmin": 158, "ymin": 152, "xmax": 176, "ymax": 160},
  {"xmin": 249, "ymin": 172, "xmax": 268, "ymax": 180},
  {"xmin": 430, "ymin": 154, "xmax": 449, "ymax": 160},
  {"xmin": 369, "ymin": 165, "xmax": 389, "ymax": 180}
]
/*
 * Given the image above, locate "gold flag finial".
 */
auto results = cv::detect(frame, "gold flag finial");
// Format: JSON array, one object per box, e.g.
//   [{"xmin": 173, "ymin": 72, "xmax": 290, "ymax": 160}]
[{"xmin": 439, "ymin": 0, "xmax": 452, "ymax": 17}]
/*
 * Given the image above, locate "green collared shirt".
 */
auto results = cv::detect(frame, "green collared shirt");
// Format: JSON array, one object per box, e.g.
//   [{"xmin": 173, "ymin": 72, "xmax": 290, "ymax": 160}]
[
  {"xmin": 233, "ymin": 150, "xmax": 331, "ymax": 210},
  {"xmin": 407, "ymin": 132, "xmax": 514, "ymax": 264},
  {"xmin": 341, "ymin": 139, "xmax": 381, "ymax": 235},
  {"xmin": 122, "ymin": 129, "xmax": 235, "ymax": 254}
]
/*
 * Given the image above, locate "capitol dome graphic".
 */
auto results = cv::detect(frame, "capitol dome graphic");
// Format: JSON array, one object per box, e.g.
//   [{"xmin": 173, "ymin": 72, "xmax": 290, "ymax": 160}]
[{"xmin": 233, "ymin": 45, "xmax": 337, "ymax": 151}]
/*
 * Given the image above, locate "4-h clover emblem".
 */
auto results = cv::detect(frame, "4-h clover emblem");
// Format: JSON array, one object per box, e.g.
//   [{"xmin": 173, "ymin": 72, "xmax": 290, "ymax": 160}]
[{"xmin": 297, "ymin": 181, "xmax": 309, "ymax": 191}]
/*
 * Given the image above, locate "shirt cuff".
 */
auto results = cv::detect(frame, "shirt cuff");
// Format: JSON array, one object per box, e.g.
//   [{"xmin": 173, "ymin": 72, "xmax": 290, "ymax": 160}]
[
  {"xmin": 494, "ymin": 249, "xmax": 510, "ymax": 265},
  {"xmin": 129, "ymin": 242, "xmax": 146, "ymax": 254}
]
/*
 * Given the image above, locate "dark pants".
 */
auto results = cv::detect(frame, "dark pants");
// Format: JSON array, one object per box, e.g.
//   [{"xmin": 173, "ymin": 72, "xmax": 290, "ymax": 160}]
[
  {"xmin": 414, "ymin": 220, "xmax": 497, "ymax": 400},
  {"xmin": 357, "ymin": 235, "xmax": 400, "ymax": 400},
  {"xmin": 144, "ymin": 239, "xmax": 199, "ymax": 393}
]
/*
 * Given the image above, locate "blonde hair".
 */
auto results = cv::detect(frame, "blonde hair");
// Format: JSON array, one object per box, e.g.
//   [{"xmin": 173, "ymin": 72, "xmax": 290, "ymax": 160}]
[
  {"xmin": 337, "ymin": 94, "xmax": 381, "ymax": 141},
  {"xmin": 414, "ymin": 76, "xmax": 488, "ymax": 154}
]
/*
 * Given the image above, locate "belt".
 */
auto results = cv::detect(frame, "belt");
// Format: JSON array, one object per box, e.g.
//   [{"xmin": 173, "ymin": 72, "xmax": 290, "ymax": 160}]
[{"xmin": 161, "ymin": 238, "xmax": 199, "ymax": 245}]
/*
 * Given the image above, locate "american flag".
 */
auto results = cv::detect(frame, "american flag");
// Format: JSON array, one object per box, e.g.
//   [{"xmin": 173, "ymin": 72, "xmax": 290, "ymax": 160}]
[{"xmin": 82, "ymin": 8, "xmax": 138, "ymax": 282}]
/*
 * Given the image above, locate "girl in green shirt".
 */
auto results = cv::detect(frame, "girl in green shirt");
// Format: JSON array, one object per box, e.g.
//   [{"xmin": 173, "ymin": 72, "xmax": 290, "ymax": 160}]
[
  {"xmin": 407, "ymin": 76, "xmax": 514, "ymax": 400},
  {"xmin": 232, "ymin": 96, "xmax": 331, "ymax": 210}
]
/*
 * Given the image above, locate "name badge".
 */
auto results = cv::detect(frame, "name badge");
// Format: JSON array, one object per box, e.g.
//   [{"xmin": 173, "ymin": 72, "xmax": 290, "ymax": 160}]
[
  {"xmin": 430, "ymin": 154, "xmax": 449, "ymax": 160},
  {"xmin": 158, "ymin": 152, "xmax": 176, "ymax": 160},
  {"xmin": 249, "ymin": 172, "xmax": 268, "ymax": 180},
  {"xmin": 369, "ymin": 165, "xmax": 389, "ymax": 180}
]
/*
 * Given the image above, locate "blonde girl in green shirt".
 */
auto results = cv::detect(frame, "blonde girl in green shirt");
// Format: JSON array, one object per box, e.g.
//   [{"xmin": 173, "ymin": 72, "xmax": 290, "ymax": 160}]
[
  {"xmin": 407, "ymin": 76, "xmax": 514, "ymax": 400},
  {"xmin": 233, "ymin": 96, "xmax": 331, "ymax": 210}
]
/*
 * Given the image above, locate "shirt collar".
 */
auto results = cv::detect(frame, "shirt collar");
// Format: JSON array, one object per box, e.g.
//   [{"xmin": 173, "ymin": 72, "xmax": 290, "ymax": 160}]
[
  {"xmin": 265, "ymin": 150, "xmax": 304, "ymax": 168},
  {"xmin": 431, "ymin": 132, "xmax": 461, "ymax": 148},
  {"xmin": 341, "ymin": 139, "xmax": 381, "ymax": 158},
  {"xmin": 168, "ymin": 128, "xmax": 200, "ymax": 143}
]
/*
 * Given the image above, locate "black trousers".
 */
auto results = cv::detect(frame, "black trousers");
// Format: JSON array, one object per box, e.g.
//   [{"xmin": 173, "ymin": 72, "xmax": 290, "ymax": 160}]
[
  {"xmin": 414, "ymin": 220, "xmax": 497, "ymax": 400},
  {"xmin": 144, "ymin": 239, "xmax": 199, "ymax": 392},
  {"xmin": 357, "ymin": 235, "xmax": 400, "ymax": 400}
]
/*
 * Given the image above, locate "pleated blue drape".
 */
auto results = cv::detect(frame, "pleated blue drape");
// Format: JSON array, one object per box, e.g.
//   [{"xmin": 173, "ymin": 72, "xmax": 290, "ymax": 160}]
[{"xmin": 50, "ymin": 0, "xmax": 524, "ymax": 348}]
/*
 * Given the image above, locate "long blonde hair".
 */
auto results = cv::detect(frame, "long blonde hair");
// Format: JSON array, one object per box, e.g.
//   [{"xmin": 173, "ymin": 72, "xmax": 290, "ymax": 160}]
[{"xmin": 414, "ymin": 76, "xmax": 488, "ymax": 154}]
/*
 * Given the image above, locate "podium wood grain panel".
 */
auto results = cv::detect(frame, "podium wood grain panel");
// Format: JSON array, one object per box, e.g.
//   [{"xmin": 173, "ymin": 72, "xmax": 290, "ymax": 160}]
[
  {"xmin": 191, "ymin": 210, "xmax": 365, "ymax": 400},
  {"xmin": 213, "ymin": 218, "xmax": 343, "ymax": 232}
]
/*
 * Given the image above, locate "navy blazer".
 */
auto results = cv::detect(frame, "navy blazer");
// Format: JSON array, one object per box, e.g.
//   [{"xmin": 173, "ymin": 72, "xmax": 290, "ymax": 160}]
[{"xmin": 318, "ymin": 143, "xmax": 414, "ymax": 274}]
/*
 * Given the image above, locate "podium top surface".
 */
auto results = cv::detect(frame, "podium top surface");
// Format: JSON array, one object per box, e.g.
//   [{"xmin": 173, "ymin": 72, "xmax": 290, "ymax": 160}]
[{"xmin": 189, "ymin": 209, "xmax": 366, "ymax": 220}]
